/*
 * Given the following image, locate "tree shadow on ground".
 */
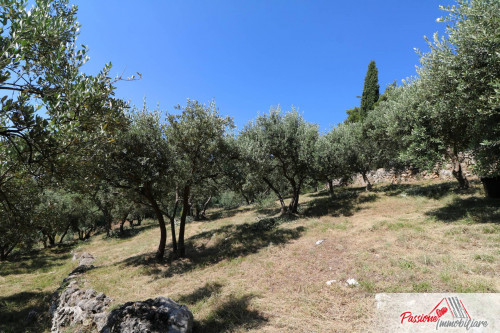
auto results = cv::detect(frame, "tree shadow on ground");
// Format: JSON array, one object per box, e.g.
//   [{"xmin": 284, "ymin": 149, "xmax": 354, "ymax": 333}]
[
  {"xmin": 0, "ymin": 291, "xmax": 52, "ymax": 333},
  {"xmin": 1, "ymin": 246, "xmax": 73, "ymax": 277},
  {"xmin": 119, "ymin": 216, "xmax": 304, "ymax": 278},
  {"xmin": 193, "ymin": 294, "xmax": 267, "ymax": 333},
  {"xmin": 255, "ymin": 206, "xmax": 281, "ymax": 216},
  {"xmin": 374, "ymin": 181, "xmax": 482, "ymax": 200},
  {"xmin": 206, "ymin": 206, "xmax": 254, "ymax": 221},
  {"xmin": 177, "ymin": 282, "xmax": 223, "ymax": 305},
  {"xmin": 108, "ymin": 223, "xmax": 157, "ymax": 240},
  {"xmin": 302, "ymin": 187, "xmax": 375, "ymax": 217},
  {"xmin": 308, "ymin": 190, "xmax": 333, "ymax": 198},
  {"xmin": 426, "ymin": 196, "xmax": 500, "ymax": 224}
]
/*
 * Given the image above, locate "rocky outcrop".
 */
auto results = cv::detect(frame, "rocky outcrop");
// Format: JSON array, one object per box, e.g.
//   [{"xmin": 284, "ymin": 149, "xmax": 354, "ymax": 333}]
[
  {"xmin": 50, "ymin": 281, "xmax": 112, "ymax": 332},
  {"xmin": 73, "ymin": 251, "xmax": 96, "ymax": 266},
  {"xmin": 102, "ymin": 297, "xmax": 193, "ymax": 333},
  {"xmin": 64, "ymin": 251, "xmax": 96, "ymax": 280},
  {"xmin": 50, "ymin": 251, "xmax": 111, "ymax": 332},
  {"xmin": 50, "ymin": 252, "xmax": 193, "ymax": 333}
]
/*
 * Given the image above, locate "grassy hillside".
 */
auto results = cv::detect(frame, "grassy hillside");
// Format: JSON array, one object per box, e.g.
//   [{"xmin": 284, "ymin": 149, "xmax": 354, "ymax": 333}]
[{"xmin": 1, "ymin": 180, "xmax": 499, "ymax": 332}]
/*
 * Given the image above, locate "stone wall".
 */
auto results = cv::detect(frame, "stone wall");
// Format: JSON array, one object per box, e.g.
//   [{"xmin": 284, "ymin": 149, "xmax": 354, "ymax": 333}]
[
  {"xmin": 49, "ymin": 252, "xmax": 193, "ymax": 333},
  {"xmin": 348, "ymin": 166, "xmax": 476, "ymax": 187}
]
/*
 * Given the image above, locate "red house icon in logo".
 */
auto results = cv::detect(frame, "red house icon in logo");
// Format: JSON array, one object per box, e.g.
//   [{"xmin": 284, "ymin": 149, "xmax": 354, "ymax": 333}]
[{"xmin": 428, "ymin": 297, "xmax": 471, "ymax": 319}]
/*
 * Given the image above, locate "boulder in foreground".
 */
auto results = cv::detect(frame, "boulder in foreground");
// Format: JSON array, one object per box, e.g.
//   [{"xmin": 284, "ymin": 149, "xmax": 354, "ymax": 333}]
[{"xmin": 102, "ymin": 297, "xmax": 193, "ymax": 333}]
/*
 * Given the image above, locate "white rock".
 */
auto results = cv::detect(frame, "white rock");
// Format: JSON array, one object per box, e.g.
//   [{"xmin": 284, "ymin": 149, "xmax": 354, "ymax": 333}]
[
  {"xmin": 315, "ymin": 240, "xmax": 324, "ymax": 245},
  {"xmin": 326, "ymin": 280, "xmax": 336, "ymax": 286},
  {"xmin": 346, "ymin": 278, "xmax": 359, "ymax": 287}
]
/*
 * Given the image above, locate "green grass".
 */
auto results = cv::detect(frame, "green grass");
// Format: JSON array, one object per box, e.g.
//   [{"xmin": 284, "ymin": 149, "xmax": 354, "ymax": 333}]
[
  {"xmin": 0, "ymin": 246, "xmax": 77, "ymax": 333},
  {"xmin": 474, "ymin": 254, "xmax": 495, "ymax": 263}
]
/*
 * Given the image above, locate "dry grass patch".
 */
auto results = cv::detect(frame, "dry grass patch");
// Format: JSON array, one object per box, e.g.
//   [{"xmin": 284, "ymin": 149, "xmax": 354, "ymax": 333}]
[{"xmin": 1, "ymin": 180, "xmax": 499, "ymax": 332}]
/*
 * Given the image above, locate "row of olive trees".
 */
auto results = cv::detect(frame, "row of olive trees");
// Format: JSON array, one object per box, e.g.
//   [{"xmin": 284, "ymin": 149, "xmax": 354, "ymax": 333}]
[
  {"xmin": 75, "ymin": 0, "xmax": 500, "ymax": 263},
  {"xmin": 1, "ymin": 0, "xmax": 498, "ymax": 261},
  {"xmin": 91, "ymin": 102, "xmax": 234, "ymax": 259},
  {"xmin": 331, "ymin": 0, "xmax": 500, "ymax": 193}
]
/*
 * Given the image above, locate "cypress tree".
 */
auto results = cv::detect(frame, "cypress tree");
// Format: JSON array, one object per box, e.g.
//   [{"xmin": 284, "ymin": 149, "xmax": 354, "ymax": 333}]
[{"xmin": 360, "ymin": 60, "xmax": 380, "ymax": 120}]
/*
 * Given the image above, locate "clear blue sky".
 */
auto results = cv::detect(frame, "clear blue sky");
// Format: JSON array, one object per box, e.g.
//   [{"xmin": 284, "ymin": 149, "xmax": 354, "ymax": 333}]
[{"xmin": 75, "ymin": 0, "xmax": 454, "ymax": 132}]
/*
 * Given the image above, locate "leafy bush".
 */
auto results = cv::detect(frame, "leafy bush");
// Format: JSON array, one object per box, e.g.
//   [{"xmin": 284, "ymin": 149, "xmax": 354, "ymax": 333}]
[
  {"xmin": 254, "ymin": 193, "xmax": 278, "ymax": 211},
  {"xmin": 213, "ymin": 191, "xmax": 244, "ymax": 210}
]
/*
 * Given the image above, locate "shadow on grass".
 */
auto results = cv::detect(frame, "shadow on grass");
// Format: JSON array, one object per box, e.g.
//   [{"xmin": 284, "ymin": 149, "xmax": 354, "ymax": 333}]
[
  {"xmin": 1, "ymin": 246, "xmax": 73, "ymax": 277},
  {"xmin": 193, "ymin": 294, "xmax": 267, "ymax": 333},
  {"xmin": 255, "ymin": 206, "xmax": 281, "ymax": 216},
  {"xmin": 0, "ymin": 291, "xmax": 52, "ymax": 333},
  {"xmin": 119, "ymin": 216, "xmax": 304, "ymax": 278},
  {"xmin": 206, "ymin": 206, "xmax": 254, "ymax": 221},
  {"xmin": 108, "ymin": 222, "xmax": 157, "ymax": 240},
  {"xmin": 177, "ymin": 282, "xmax": 223, "ymax": 305},
  {"xmin": 175, "ymin": 283, "xmax": 266, "ymax": 332},
  {"xmin": 308, "ymin": 190, "xmax": 333, "ymax": 198},
  {"xmin": 302, "ymin": 187, "xmax": 374, "ymax": 217},
  {"xmin": 374, "ymin": 181, "xmax": 482, "ymax": 200},
  {"xmin": 426, "ymin": 196, "xmax": 500, "ymax": 224}
]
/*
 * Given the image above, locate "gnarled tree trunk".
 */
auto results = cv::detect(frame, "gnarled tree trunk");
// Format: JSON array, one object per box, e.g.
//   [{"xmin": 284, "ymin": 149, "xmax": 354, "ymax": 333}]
[
  {"xmin": 47, "ymin": 234, "xmax": 55, "ymax": 247},
  {"xmin": 200, "ymin": 195, "xmax": 212, "ymax": 219},
  {"xmin": 170, "ymin": 191, "xmax": 179, "ymax": 253},
  {"xmin": 178, "ymin": 185, "xmax": 191, "ymax": 257},
  {"xmin": 119, "ymin": 218, "xmax": 126, "ymax": 235},
  {"xmin": 144, "ymin": 186, "xmax": 167, "ymax": 260},
  {"xmin": 328, "ymin": 180, "xmax": 334, "ymax": 195},
  {"xmin": 362, "ymin": 172, "xmax": 372, "ymax": 191},
  {"xmin": 288, "ymin": 179, "xmax": 302, "ymax": 214},
  {"xmin": 59, "ymin": 223, "xmax": 71, "ymax": 244},
  {"xmin": 452, "ymin": 162, "xmax": 469, "ymax": 189},
  {"xmin": 263, "ymin": 177, "xmax": 287, "ymax": 214},
  {"xmin": 0, "ymin": 244, "xmax": 16, "ymax": 261},
  {"xmin": 241, "ymin": 193, "xmax": 250, "ymax": 205},
  {"xmin": 449, "ymin": 148, "xmax": 469, "ymax": 189}
]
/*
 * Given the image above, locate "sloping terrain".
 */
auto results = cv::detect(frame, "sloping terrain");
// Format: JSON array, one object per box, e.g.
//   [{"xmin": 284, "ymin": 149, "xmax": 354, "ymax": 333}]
[{"xmin": 1, "ymin": 180, "xmax": 499, "ymax": 332}]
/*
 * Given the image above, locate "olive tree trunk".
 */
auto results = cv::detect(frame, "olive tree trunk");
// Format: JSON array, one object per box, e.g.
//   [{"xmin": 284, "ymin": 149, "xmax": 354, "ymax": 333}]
[
  {"xmin": 328, "ymin": 180, "xmax": 334, "ymax": 195},
  {"xmin": 452, "ymin": 162, "xmax": 469, "ymax": 189},
  {"xmin": 59, "ymin": 223, "xmax": 71, "ymax": 244},
  {"xmin": 170, "ymin": 191, "xmax": 180, "ymax": 253},
  {"xmin": 144, "ymin": 187, "xmax": 167, "ymax": 260},
  {"xmin": 177, "ymin": 185, "xmax": 191, "ymax": 258},
  {"xmin": 263, "ymin": 177, "xmax": 287, "ymax": 214},
  {"xmin": 362, "ymin": 172, "xmax": 372, "ymax": 191},
  {"xmin": 0, "ymin": 244, "xmax": 16, "ymax": 261}
]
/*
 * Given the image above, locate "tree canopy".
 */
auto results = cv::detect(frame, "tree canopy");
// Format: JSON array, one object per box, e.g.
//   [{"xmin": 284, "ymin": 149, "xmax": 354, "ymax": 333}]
[{"xmin": 2, "ymin": 0, "xmax": 499, "ymax": 262}]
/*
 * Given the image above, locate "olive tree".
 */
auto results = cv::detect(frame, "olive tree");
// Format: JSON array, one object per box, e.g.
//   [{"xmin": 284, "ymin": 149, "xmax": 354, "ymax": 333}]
[
  {"xmin": 0, "ymin": 0, "xmax": 128, "ymax": 165},
  {"xmin": 166, "ymin": 99, "xmax": 234, "ymax": 257},
  {"xmin": 35, "ymin": 189, "xmax": 74, "ymax": 247},
  {"xmin": 372, "ymin": 81, "xmax": 445, "ymax": 176},
  {"xmin": 239, "ymin": 107, "xmax": 318, "ymax": 213},
  {"xmin": 101, "ymin": 108, "xmax": 174, "ymax": 260},
  {"xmin": 414, "ymin": 0, "xmax": 500, "ymax": 188},
  {"xmin": 313, "ymin": 125, "xmax": 357, "ymax": 194}
]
